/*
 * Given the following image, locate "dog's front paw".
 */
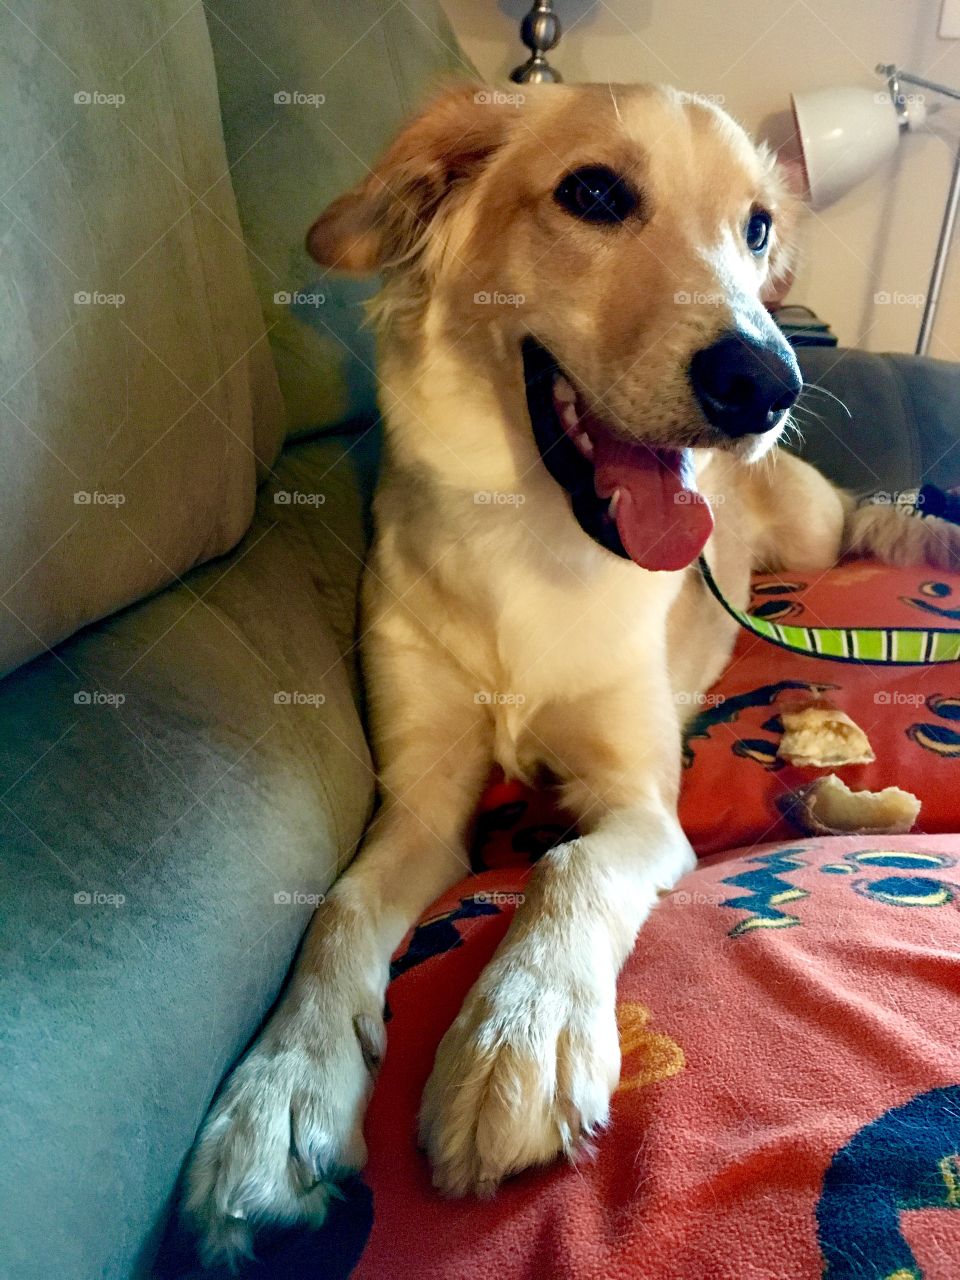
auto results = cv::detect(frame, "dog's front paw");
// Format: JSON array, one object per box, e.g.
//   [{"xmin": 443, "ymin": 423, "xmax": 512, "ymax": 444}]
[
  {"xmin": 184, "ymin": 992, "xmax": 384, "ymax": 1266},
  {"xmin": 419, "ymin": 959, "xmax": 620, "ymax": 1196}
]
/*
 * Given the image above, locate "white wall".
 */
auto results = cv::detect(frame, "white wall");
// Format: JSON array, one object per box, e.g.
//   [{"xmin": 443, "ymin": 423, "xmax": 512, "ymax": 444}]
[{"xmin": 440, "ymin": 0, "xmax": 960, "ymax": 360}]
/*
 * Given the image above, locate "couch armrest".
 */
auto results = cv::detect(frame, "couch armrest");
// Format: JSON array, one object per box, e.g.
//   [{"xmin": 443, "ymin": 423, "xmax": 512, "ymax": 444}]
[{"xmin": 0, "ymin": 435, "xmax": 373, "ymax": 1280}]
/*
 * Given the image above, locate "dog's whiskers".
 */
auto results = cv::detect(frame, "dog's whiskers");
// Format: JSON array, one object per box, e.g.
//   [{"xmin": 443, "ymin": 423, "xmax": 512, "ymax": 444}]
[
  {"xmin": 802, "ymin": 381, "xmax": 852, "ymax": 419},
  {"xmin": 780, "ymin": 410, "xmax": 806, "ymax": 448},
  {"xmin": 792, "ymin": 400, "xmax": 826, "ymax": 426}
]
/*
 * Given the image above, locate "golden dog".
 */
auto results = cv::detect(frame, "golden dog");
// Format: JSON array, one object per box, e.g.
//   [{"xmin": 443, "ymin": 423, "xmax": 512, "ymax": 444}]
[{"xmin": 185, "ymin": 83, "xmax": 956, "ymax": 1264}]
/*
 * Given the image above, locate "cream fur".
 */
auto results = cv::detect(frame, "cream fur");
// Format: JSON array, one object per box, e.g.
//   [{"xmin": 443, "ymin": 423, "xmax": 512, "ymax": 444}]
[{"xmin": 184, "ymin": 83, "xmax": 953, "ymax": 1264}]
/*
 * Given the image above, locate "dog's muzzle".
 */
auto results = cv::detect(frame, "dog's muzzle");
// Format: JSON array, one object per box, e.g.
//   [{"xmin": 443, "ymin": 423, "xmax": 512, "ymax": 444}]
[{"xmin": 689, "ymin": 328, "xmax": 801, "ymax": 438}]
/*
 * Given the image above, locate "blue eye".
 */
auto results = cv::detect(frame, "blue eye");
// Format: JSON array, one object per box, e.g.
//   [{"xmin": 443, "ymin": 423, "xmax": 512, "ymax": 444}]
[
  {"xmin": 745, "ymin": 209, "xmax": 772, "ymax": 253},
  {"xmin": 554, "ymin": 166, "xmax": 640, "ymax": 225}
]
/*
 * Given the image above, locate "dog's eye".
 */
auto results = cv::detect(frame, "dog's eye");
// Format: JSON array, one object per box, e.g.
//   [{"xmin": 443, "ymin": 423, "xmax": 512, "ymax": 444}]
[
  {"xmin": 745, "ymin": 209, "xmax": 772, "ymax": 253},
  {"xmin": 553, "ymin": 166, "xmax": 639, "ymax": 225}
]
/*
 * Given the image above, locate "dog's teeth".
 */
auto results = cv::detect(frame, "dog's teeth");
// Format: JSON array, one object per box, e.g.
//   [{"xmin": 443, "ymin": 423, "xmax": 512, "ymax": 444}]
[
  {"xmin": 553, "ymin": 375, "xmax": 577, "ymax": 404},
  {"xmin": 576, "ymin": 431, "xmax": 594, "ymax": 459},
  {"xmin": 561, "ymin": 403, "xmax": 580, "ymax": 431},
  {"xmin": 608, "ymin": 488, "xmax": 621, "ymax": 517}
]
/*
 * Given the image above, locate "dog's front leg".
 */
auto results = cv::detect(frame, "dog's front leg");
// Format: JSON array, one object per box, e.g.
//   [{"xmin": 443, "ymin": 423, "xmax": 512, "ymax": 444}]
[
  {"xmin": 185, "ymin": 636, "xmax": 493, "ymax": 1264},
  {"xmin": 420, "ymin": 783, "xmax": 694, "ymax": 1197}
]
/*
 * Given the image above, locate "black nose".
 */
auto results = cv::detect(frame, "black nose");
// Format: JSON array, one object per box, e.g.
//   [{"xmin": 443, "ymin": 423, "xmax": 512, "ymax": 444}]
[{"xmin": 690, "ymin": 330, "xmax": 801, "ymax": 437}]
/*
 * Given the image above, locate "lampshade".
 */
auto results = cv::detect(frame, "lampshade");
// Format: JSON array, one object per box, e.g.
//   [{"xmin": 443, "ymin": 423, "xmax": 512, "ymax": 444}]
[
  {"xmin": 791, "ymin": 87, "xmax": 906, "ymax": 209},
  {"xmin": 789, "ymin": 66, "xmax": 959, "ymax": 356}
]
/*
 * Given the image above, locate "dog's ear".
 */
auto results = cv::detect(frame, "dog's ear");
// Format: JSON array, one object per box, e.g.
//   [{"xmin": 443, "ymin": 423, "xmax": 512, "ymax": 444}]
[
  {"xmin": 759, "ymin": 151, "xmax": 802, "ymax": 304},
  {"xmin": 306, "ymin": 84, "xmax": 515, "ymax": 274}
]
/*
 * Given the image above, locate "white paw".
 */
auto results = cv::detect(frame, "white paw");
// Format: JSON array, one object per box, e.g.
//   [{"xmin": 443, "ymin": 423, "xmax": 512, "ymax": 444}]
[
  {"xmin": 184, "ymin": 993, "xmax": 384, "ymax": 1266},
  {"xmin": 419, "ymin": 958, "xmax": 620, "ymax": 1197}
]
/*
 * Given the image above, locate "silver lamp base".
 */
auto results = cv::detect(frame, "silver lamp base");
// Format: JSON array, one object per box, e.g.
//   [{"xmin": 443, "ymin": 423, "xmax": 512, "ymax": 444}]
[{"xmin": 510, "ymin": 2, "xmax": 562, "ymax": 85}]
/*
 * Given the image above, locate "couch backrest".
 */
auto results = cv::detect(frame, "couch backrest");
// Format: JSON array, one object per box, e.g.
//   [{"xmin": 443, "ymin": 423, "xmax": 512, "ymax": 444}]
[
  {"xmin": 206, "ymin": 0, "xmax": 472, "ymax": 442},
  {"xmin": 795, "ymin": 348, "xmax": 960, "ymax": 495},
  {"xmin": 0, "ymin": 0, "xmax": 285, "ymax": 676}
]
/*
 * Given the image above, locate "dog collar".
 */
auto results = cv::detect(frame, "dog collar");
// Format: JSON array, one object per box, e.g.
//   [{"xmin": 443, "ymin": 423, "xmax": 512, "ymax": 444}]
[{"xmin": 698, "ymin": 484, "xmax": 960, "ymax": 665}]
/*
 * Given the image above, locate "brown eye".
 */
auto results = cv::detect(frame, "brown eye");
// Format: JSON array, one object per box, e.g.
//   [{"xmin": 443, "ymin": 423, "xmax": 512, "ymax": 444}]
[
  {"xmin": 554, "ymin": 166, "xmax": 640, "ymax": 225},
  {"xmin": 745, "ymin": 208, "xmax": 772, "ymax": 253}
]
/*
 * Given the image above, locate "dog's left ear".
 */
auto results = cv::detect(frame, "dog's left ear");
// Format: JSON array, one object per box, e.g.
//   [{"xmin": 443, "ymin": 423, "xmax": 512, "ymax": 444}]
[{"xmin": 306, "ymin": 83, "xmax": 515, "ymax": 274}]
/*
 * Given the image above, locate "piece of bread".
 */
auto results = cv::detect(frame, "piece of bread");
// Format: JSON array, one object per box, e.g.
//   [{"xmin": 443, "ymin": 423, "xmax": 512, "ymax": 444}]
[
  {"xmin": 776, "ymin": 699, "xmax": 875, "ymax": 768},
  {"xmin": 782, "ymin": 773, "xmax": 921, "ymax": 836}
]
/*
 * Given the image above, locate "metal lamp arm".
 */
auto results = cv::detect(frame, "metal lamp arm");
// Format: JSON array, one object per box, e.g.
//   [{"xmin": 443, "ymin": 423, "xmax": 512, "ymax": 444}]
[
  {"xmin": 882, "ymin": 66, "xmax": 960, "ymax": 105},
  {"xmin": 877, "ymin": 65, "xmax": 960, "ymax": 356}
]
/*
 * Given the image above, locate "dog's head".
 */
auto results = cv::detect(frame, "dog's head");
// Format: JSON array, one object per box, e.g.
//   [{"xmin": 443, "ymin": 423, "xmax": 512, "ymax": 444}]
[{"xmin": 308, "ymin": 83, "xmax": 801, "ymax": 571}]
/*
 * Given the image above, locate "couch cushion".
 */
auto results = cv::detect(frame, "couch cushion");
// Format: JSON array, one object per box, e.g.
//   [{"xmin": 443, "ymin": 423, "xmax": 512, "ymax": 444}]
[
  {"xmin": 0, "ymin": 0, "xmax": 285, "ymax": 676},
  {"xmin": 205, "ymin": 0, "xmax": 472, "ymax": 440},
  {"xmin": 0, "ymin": 435, "xmax": 374, "ymax": 1280}
]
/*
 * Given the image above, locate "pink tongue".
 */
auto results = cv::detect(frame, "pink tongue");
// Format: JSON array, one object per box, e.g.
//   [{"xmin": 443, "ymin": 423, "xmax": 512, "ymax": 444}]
[{"xmin": 590, "ymin": 433, "xmax": 714, "ymax": 571}]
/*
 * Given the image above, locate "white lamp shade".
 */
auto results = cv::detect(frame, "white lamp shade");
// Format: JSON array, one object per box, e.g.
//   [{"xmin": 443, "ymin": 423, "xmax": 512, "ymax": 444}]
[{"xmin": 791, "ymin": 87, "xmax": 901, "ymax": 209}]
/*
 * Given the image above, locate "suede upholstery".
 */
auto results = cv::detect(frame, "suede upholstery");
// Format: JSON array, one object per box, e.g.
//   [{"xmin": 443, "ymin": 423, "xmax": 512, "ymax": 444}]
[
  {"xmin": 0, "ymin": 3, "xmax": 453, "ymax": 1274},
  {"xmin": 0, "ymin": 437, "xmax": 375, "ymax": 1280},
  {"xmin": 206, "ymin": 0, "xmax": 472, "ymax": 440},
  {"xmin": 794, "ymin": 347, "xmax": 960, "ymax": 494},
  {"xmin": 0, "ymin": 0, "xmax": 286, "ymax": 676}
]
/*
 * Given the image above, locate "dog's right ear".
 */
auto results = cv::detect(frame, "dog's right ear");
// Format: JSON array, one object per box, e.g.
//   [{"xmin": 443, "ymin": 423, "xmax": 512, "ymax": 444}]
[{"xmin": 306, "ymin": 84, "xmax": 515, "ymax": 274}]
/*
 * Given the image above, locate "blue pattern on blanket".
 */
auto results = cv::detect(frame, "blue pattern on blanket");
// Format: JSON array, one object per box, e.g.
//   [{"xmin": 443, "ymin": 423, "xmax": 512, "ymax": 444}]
[{"xmin": 816, "ymin": 1086, "xmax": 960, "ymax": 1279}]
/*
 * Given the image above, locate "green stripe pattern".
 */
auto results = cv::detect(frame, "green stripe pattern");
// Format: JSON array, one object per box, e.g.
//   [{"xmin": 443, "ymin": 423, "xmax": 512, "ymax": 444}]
[{"xmin": 698, "ymin": 557, "xmax": 960, "ymax": 665}]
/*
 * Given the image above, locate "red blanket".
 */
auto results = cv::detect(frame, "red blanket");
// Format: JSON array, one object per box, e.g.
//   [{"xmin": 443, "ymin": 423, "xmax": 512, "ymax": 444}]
[{"xmin": 356, "ymin": 835, "xmax": 960, "ymax": 1279}]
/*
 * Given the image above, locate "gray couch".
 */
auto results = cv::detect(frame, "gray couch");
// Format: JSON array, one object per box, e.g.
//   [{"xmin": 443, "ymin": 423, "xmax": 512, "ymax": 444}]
[
  {"xmin": 3, "ymin": 5, "xmax": 960, "ymax": 1279},
  {"xmin": 0, "ymin": 3, "xmax": 459, "ymax": 1277}
]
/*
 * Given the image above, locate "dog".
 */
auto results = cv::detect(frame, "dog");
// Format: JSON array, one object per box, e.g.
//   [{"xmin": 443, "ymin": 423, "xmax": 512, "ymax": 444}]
[{"xmin": 184, "ymin": 82, "xmax": 958, "ymax": 1264}]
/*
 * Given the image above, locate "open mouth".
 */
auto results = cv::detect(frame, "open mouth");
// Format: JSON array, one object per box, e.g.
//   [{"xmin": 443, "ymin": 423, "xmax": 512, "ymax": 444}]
[{"xmin": 522, "ymin": 338, "xmax": 715, "ymax": 572}]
